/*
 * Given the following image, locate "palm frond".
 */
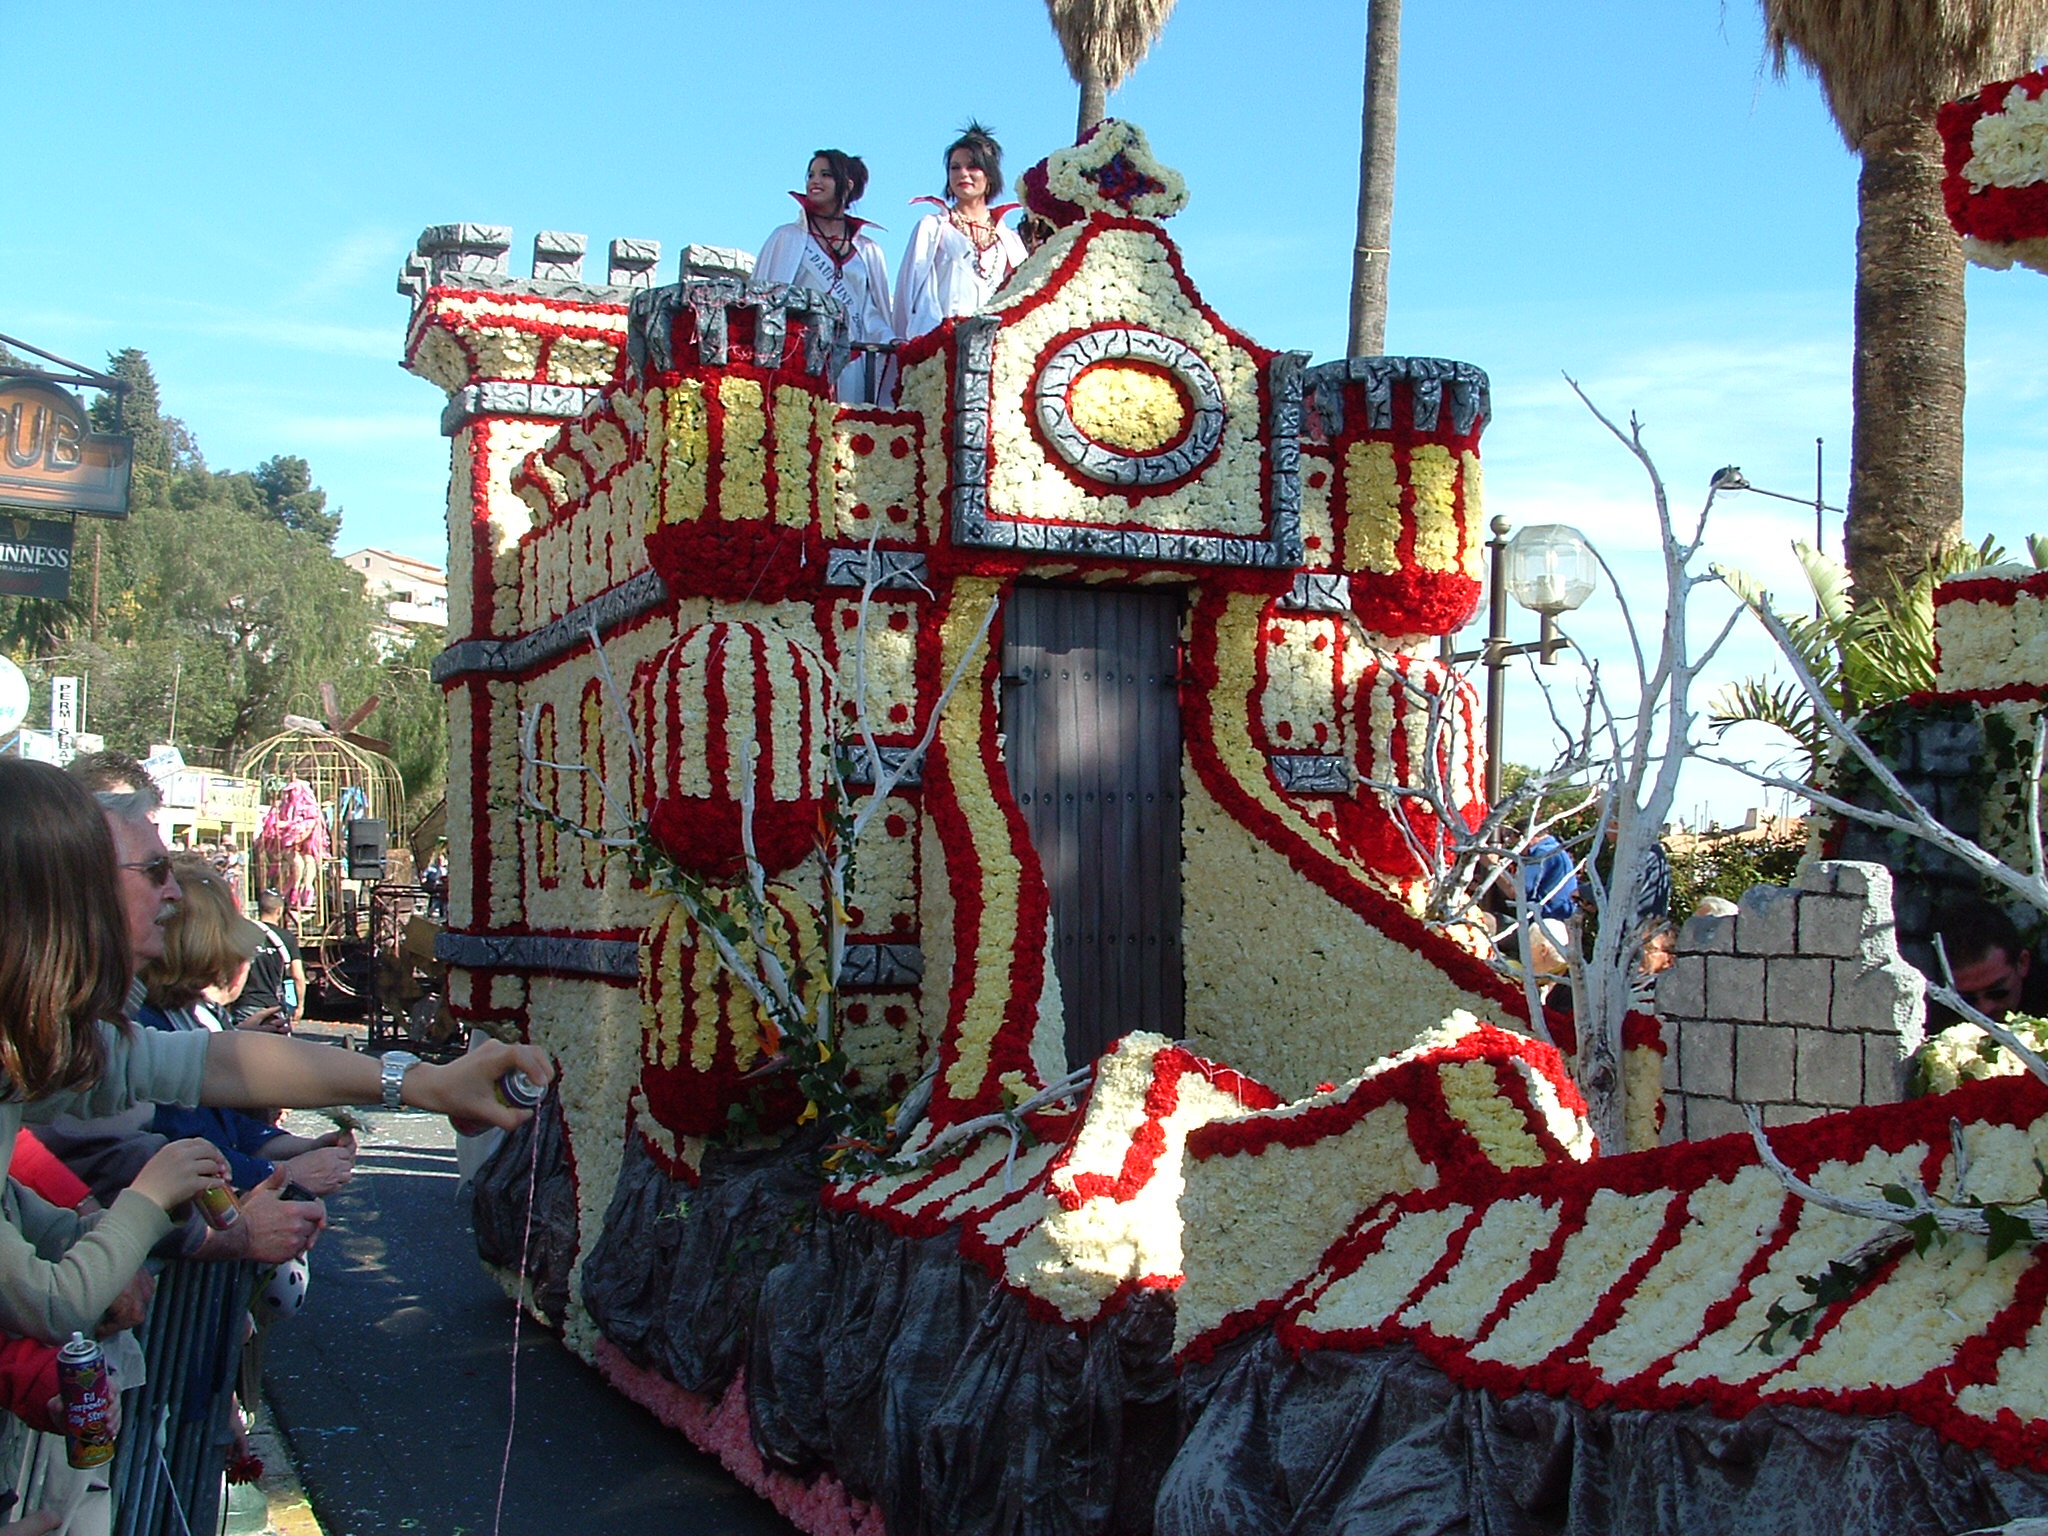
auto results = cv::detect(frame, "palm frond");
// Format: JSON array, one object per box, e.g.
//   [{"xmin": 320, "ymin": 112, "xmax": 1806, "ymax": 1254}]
[
  {"xmin": 1045, "ymin": 0, "xmax": 1178, "ymax": 92},
  {"xmin": 1760, "ymin": 0, "xmax": 2048, "ymax": 145},
  {"xmin": 1709, "ymin": 676, "xmax": 1830, "ymax": 778}
]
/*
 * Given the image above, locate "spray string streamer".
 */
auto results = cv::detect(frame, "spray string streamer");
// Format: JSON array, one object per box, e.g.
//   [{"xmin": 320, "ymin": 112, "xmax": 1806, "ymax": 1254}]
[{"xmin": 492, "ymin": 1103, "xmax": 544, "ymax": 1536}]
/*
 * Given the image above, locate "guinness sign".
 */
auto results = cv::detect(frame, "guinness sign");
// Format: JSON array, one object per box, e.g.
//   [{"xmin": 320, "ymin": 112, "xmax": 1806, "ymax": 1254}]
[
  {"xmin": 0, "ymin": 380, "xmax": 132, "ymax": 519},
  {"xmin": 0, "ymin": 515, "xmax": 74, "ymax": 601}
]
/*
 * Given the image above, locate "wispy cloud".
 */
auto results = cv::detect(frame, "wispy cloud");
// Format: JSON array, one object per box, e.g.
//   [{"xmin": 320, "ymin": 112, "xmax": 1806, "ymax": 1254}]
[{"xmin": 292, "ymin": 228, "xmax": 409, "ymax": 305}]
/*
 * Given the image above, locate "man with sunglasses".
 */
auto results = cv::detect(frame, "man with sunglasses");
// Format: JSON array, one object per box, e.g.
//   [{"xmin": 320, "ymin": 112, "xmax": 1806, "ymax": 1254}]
[
  {"xmin": 63, "ymin": 753, "xmax": 185, "ymax": 970},
  {"xmin": 1930, "ymin": 896, "xmax": 2048, "ymax": 1025},
  {"xmin": 45, "ymin": 754, "xmax": 327, "ymax": 1265}
]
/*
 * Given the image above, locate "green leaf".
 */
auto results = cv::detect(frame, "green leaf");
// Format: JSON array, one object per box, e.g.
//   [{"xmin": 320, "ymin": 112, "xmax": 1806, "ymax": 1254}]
[
  {"xmin": 1906, "ymin": 1213, "xmax": 1942, "ymax": 1257},
  {"xmin": 1984, "ymin": 1204, "xmax": 2036, "ymax": 1262},
  {"xmin": 1881, "ymin": 1183, "xmax": 1917, "ymax": 1208}
]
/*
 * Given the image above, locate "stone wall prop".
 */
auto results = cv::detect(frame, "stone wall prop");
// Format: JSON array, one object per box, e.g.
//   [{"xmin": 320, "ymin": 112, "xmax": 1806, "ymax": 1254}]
[{"xmin": 1656, "ymin": 860, "xmax": 1925, "ymax": 1142}]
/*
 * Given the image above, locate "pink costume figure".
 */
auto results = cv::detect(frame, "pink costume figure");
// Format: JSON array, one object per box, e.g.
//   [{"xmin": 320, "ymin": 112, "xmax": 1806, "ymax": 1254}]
[{"xmin": 256, "ymin": 777, "xmax": 328, "ymax": 914}]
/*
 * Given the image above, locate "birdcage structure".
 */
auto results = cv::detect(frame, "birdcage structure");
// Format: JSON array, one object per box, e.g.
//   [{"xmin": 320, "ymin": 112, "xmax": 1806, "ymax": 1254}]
[{"xmin": 236, "ymin": 726, "xmax": 409, "ymax": 996}]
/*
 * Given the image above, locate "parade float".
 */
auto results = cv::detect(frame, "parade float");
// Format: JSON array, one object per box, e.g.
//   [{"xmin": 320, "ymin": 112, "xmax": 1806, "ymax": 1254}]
[{"xmin": 403, "ymin": 125, "xmax": 2048, "ymax": 1534}]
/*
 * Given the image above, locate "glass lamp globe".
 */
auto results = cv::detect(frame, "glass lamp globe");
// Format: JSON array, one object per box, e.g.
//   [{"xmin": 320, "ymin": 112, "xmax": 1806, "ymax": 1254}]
[{"xmin": 1503, "ymin": 524, "xmax": 1598, "ymax": 616}]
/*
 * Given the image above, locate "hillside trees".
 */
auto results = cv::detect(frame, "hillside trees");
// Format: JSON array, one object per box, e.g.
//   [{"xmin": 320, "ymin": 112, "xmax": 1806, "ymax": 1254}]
[{"xmin": 1, "ymin": 350, "xmax": 446, "ymax": 807}]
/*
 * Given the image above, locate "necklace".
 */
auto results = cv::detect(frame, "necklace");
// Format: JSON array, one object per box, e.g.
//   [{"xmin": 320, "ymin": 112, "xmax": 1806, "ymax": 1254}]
[
  {"xmin": 948, "ymin": 206, "xmax": 998, "ymax": 252},
  {"xmin": 806, "ymin": 212, "xmax": 855, "ymax": 264}
]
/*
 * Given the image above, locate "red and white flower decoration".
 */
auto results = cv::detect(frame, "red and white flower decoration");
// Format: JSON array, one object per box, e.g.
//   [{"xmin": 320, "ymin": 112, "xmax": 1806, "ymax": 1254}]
[
  {"xmin": 633, "ymin": 620, "xmax": 834, "ymax": 880},
  {"xmin": 1940, "ymin": 67, "xmax": 2048, "ymax": 273}
]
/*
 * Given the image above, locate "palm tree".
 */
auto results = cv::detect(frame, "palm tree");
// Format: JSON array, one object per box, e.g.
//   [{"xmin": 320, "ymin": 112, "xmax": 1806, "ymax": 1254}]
[
  {"xmin": 1760, "ymin": 1, "xmax": 2048, "ymax": 606},
  {"xmin": 1045, "ymin": 0, "xmax": 1179, "ymax": 140},
  {"xmin": 1348, "ymin": 0, "xmax": 1401, "ymax": 356}
]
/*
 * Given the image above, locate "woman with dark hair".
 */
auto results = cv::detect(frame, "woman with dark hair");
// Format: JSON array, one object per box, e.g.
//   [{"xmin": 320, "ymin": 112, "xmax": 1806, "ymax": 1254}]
[
  {"xmin": 755, "ymin": 148, "xmax": 895, "ymax": 403},
  {"xmin": 0, "ymin": 759, "xmax": 547, "ymax": 1344},
  {"xmin": 893, "ymin": 121, "xmax": 1029, "ymax": 342}
]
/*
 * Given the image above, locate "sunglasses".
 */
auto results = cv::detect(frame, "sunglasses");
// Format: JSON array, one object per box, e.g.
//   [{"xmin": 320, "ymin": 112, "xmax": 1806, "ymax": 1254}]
[{"xmin": 120, "ymin": 856, "xmax": 175, "ymax": 888}]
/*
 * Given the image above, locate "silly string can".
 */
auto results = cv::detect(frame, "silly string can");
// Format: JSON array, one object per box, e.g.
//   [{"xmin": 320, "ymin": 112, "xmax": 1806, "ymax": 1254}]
[
  {"xmin": 194, "ymin": 1183, "xmax": 240, "ymax": 1230},
  {"xmin": 495, "ymin": 1071, "xmax": 544, "ymax": 1112},
  {"xmin": 58, "ymin": 1332, "xmax": 115, "ymax": 1468}
]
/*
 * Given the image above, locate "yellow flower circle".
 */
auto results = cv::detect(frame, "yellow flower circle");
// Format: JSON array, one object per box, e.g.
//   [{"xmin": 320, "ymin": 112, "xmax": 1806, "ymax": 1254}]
[{"xmin": 1066, "ymin": 362, "xmax": 1189, "ymax": 454}]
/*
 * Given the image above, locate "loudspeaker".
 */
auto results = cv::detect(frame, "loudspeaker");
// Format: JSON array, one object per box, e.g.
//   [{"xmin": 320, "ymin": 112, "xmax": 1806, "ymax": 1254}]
[{"xmin": 346, "ymin": 818, "xmax": 388, "ymax": 881}]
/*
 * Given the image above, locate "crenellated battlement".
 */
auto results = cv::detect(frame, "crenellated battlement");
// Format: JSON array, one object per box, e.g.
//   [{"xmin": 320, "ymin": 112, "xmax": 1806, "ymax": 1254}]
[{"xmin": 398, "ymin": 224, "xmax": 757, "ymax": 307}]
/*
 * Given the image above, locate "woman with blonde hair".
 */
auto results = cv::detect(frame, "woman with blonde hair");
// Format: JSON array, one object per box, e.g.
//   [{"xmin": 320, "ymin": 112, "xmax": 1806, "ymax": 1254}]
[
  {"xmin": 144, "ymin": 856, "xmax": 262, "ymax": 1028},
  {"xmin": 139, "ymin": 855, "xmax": 356, "ymax": 1195}
]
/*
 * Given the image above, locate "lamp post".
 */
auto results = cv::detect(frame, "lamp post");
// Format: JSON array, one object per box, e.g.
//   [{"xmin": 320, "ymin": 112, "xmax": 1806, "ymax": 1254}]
[{"xmin": 1442, "ymin": 516, "xmax": 1598, "ymax": 804}]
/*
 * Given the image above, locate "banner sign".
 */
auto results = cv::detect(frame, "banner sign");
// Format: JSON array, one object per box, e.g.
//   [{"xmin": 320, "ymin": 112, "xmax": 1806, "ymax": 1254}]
[
  {"xmin": 50, "ymin": 675, "xmax": 79, "ymax": 736},
  {"xmin": 0, "ymin": 380, "xmax": 132, "ymax": 519},
  {"xmin": 0, "ymin": 515, "xmax": 74, "ymax": 601}
]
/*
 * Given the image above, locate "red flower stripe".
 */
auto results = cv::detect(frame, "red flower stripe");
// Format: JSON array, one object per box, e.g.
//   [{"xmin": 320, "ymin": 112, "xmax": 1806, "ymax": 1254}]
[
  {"xmin": 1263, "ymin": 1074, "xmax": 2048, "ymax": 1471},
  {"xmin": 1935, "ymin": 568, "xmax": 2048, "ymax": 608},
  {"xmin": 1053, "ymin": 1044, "xmax": 1283, "ymax": 1210},
  {"xmin": 1184, "ymin": 1023, "xmax": 1568, "ymax": 1165}
]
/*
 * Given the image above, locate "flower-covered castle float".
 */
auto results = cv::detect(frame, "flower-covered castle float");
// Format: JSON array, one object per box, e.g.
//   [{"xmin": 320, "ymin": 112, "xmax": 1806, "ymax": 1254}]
[{"xmin": 404, "ymin": 126, "xmax": 2048, "ymax": 1534}]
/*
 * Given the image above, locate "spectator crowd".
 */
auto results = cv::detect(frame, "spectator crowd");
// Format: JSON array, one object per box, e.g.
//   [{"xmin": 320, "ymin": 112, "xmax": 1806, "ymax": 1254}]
[{"xmin": 0, "ymin": 753, "xmax": 546, "ymax": 1535}]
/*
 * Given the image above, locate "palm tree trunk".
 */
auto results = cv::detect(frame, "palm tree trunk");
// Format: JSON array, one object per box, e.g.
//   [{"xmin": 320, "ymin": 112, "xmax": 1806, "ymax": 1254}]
[
  {"xmin": 1346, "ymin": 0, "xmax": 1401, "ymax": 356},
  {"xmin": 1077, "ymin": 63, "xmax": 1108, "ymax": 139},
  {"xmin": 1845, "ymin": 113, "xmax": 1966, "ymax": 604}
]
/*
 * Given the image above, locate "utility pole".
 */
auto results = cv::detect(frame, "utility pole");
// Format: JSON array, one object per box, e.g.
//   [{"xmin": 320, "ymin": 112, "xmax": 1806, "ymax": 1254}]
[{"xmin": 90, "ymin": 529, "xmax": 102, "ymax": 641}]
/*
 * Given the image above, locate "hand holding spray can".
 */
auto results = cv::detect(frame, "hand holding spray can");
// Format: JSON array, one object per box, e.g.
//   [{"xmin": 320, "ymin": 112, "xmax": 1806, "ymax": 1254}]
[{"xmin": 58, "ymin": 1332, "xmax": 116, "ymax": 1468}]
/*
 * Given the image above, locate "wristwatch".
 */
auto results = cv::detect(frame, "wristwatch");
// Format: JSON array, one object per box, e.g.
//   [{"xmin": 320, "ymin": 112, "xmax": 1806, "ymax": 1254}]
[{"xmin": 380, "ymin": 1051, "xmax": 421, "ymax": 1112}]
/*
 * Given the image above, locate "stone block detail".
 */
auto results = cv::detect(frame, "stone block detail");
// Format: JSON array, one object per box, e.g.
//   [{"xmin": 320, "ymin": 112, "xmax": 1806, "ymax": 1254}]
[
  {"xmin": 532, "ymin": 230, "xmax": 587, "ymax": 282},
  {"xmin": 1656, "ymin": 954, "xmax": 1706, "ymax": 1020},
  {"xmin": 1864, "ymin": 1031, "xmax": 1909, "ymax": 1105},
  {"xmin": 1676, "ymin": 1018, "xmax": 1733, "ymax": 1099},
  {"xmin": 608, "ymin": 238, "xmax": 661, "ymax": 288},
  {"xmin": 1765, "ymin": 957, "xmax": 1833, "ymax": 1029},
  {"xmin": 1682, "ymin": 1096, "xmax": 1752, "ymax": 1143},
  {"xmin": 1679, "ymin": 911, "xmax": 1734, "ymax": 954},
  {"xmin": 1656, "ymin": 860, "xmax": 1924, "ymax": 1140},
  {"xmin": 419, "ymin": 223, "xmax": 512, "ymax": 284},
  {"xmin": 1796, "ymin": 1029, "xmax": 1865, "ymax": 1107},
  {"xmin": 1735, "ymin": 1025, "xmax": 1793, "ymax": 1101},
  {"xmin": 1706, "ymin": 956, "xmax": 1766, "ymax": 1022},
  {"xmin": 1735, "ymin": 885, "xmax": 1801, "ymax": 956},
  {"xmin": 1798, "ymin": 892, "xmax": 1866, "ymax": 959},
  {"xmin": 1763, "ymin": 1103, "xmax": 1825, "ymax": 1128},
  {"xmin": 681, "ymin": 244, "xmax": 755, "ymax": 281}
]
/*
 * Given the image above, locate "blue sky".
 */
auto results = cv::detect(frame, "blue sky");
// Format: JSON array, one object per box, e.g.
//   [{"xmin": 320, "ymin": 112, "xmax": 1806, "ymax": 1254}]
[{"xmin": 9, "ymin": 0, "xmax": 2048, "ymax": 820}]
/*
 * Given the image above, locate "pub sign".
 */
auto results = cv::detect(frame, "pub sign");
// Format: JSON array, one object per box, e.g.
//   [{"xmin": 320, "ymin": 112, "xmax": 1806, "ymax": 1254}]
[
  {"xmin": 0, "ymin": 379, "xmax": 132, "ymax": 519},
  {"xmin": 0, "ymin": 515, "xmax": 74, "ymax": 601}
]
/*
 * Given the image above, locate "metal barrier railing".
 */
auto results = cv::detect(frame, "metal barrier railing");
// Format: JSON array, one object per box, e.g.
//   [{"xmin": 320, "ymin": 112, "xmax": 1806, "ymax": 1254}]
[{"xmin": 110, "ymin": 1258, "xmax": 257, "ymax": 1536}]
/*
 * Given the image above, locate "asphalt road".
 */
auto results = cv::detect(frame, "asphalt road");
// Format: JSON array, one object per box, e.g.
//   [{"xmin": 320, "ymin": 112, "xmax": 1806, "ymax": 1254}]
[{"xmin": 264, "ymin": 1108, "xmax": 795, "ymax": 1536}]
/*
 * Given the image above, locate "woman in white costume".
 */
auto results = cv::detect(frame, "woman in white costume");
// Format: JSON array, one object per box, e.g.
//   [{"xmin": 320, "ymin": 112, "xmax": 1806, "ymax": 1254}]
[
  {"xmin": 755, "ymin": 149, "xmax": 895, "ymax": 403},
  {"xmin": 892, "ymin": 122, "xmax": 1028, "ymax": 344}
]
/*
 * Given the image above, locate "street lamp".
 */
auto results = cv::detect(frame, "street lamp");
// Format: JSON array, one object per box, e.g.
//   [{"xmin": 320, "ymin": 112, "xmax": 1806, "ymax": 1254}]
[
  {"xmin": 1709, "ymin": 439, "xmax": 1842, "ymax": 556},
  {"xmin": 1443, "ymin": 515, "xmax": 1598, "ymax": 804}
]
